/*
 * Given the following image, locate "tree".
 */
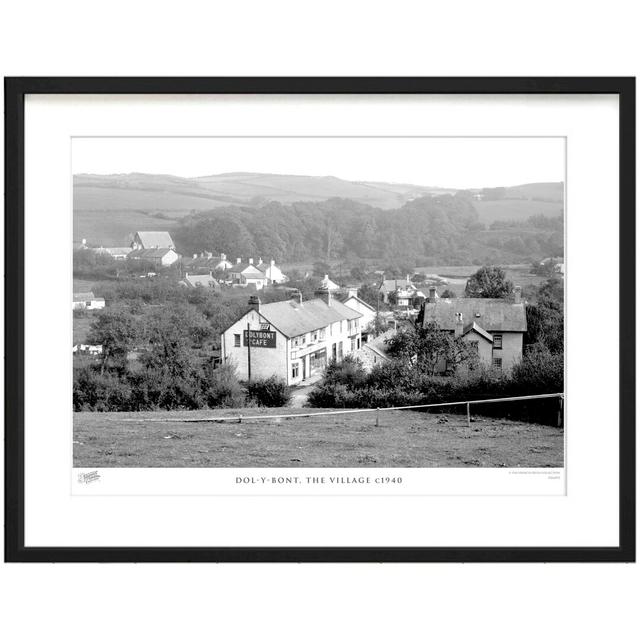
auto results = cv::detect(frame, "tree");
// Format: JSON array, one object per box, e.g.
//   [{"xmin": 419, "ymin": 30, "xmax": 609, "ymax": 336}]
[
  {"xmin": 465, "ymin": 266, "xmax": 514, "ymax": 298},
  {"xmin": 385, "ymin": 322, "xmax": 478, "ymax": 376},
  {"xmin": 87, "ymin": 307, "xmax": 139, "ymax": 374},
  {"xmin": 441, "ymin": 289, "xmax": 457, "ymax": 298}
]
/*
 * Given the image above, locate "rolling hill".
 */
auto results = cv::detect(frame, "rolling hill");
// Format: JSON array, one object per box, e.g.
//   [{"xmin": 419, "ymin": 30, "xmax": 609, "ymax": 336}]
[{"xmin": 73, "ymin": 173, "xmax": 564, "ymax": 255}]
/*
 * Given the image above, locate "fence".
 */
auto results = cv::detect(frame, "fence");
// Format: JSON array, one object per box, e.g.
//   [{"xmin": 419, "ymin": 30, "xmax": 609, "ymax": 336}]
[{"xmin": 141, "ymin": 392, "xmax": 564, "ymax": 428}]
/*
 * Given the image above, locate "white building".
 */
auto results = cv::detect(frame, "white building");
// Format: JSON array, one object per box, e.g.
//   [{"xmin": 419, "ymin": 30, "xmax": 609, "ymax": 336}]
[
  {"xmin": 72, "ymin": 292, "xmax": 105, "ymax": 311},
  {"xmin": 343, "ymin": 287, "xmax": 376, "ymax": 333},
  {"xmin": 221, "ymin": 290, "xmax": 363, "ymax": 386},
  {"xmin": 180, "ymin": 272, "xmax": 219, "ymax": 289},
  {"xmin": 256, "ymin": 258, "xmax": 288, "ymax": 285},
  {"xmin": 228, "ymin": 258, "xmax": 268, "ymax": 290}
]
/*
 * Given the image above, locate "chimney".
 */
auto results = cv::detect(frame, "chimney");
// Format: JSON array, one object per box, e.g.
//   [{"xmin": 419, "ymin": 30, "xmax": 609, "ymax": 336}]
[
  {"xmin": 221, "ymin": 253, "xmax": 226, "ymax": 261},
  {"xmin": 81, "ymin": 238, "xmax": 87, "ymax": 246},
  {"xmin": 249, "ymin": 258, "xmax": 254, "ymax": 265},
  {"xmin": 193, "ymin": 253, "xmax": 197, "ymax": 259},
  {"xmin": 270, "ymin": 259, "xmax": 275, "ymax": 267},
  {"xmin": 291, "ymin": 290, "xmax": 303, "ymax": 305},
  {"xmin": 514, "ymin": 286, "xmax": 522, "ymax": 304},
  {"xmin": 428, "ymin": 286, "xmax": 437, "ymax": 302},
  {"xmin": 347, "ymin": 286, "xmax": 358, "ymax": 299},
  {"xmin": 406, "ymin": 274, "xmax": 410, "ymax": 283},
  {"xmin": 455, "ymin": 312, "xmax": 464, "ymax": 337},
  {"xmin": 248, "ymin": 295, "xmax": 261, "ymax": 313},
  {"xmin": 236, "ymin": 257, "xmax": 241, "ymax": 264},
  {"xmin": 315, "ymin": 285, "xmax": 332, "ymax": 306}
]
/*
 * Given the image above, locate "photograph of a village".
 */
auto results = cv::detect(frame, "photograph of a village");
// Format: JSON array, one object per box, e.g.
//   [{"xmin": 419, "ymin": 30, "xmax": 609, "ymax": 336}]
[{"xmin": 73, "ymin": 137, "xmax": 564, "ymax": 469}]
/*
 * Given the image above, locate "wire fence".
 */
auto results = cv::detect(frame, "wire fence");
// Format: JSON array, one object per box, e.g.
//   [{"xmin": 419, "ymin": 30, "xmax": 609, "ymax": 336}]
[{"xmin": 133, "ymin": 392, "xmax": 564, "ymax": 428}]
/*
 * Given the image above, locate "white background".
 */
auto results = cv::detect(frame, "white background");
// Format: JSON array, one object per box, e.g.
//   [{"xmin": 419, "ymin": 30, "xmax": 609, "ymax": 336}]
[{"xmin": 1, "ymin": 2, "xmax": 638, "ymax": 639}]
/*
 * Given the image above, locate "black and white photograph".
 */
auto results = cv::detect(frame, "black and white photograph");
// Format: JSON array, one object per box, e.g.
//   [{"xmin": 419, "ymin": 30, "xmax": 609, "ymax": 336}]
[{"xmin": 72, "ymin": 136, "xmax": 565, "ymax": 470}]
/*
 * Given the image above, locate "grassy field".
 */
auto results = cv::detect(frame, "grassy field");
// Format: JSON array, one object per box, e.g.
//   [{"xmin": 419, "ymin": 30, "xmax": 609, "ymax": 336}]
[
  {"xmin": 74, "ymin": 407, "xmax": 563, "ymax": 468},
  {"xmin": 74, "ymin": 209, "xmax": 179, "ymax": 246}
]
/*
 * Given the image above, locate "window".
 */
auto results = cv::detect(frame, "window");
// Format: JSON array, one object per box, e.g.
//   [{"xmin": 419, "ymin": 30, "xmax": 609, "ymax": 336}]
[
  {"xmin": 492, "ymin": 357, "xmax": 502, "ymax": 370},
  {"xmin": 291, "ymin": 362, "xmax": 299, "ymax": 378},
  {"xmin": 233, "ymin": 334, "xmax": 241, "ymax": 347},
  {"xmin": 493, "ymin": 334, "xmax": 503, "ymax": 349},
  {"xmin": 351, "ymin": 338, "xmax": 356, "ymax": 351}
]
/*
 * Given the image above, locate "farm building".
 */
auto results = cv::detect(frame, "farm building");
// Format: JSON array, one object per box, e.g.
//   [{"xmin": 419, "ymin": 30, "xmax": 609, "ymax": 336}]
[
  {"xmin": 221, "ymin": 289, "xmax": 363, "ymax": 386},
  {"xmin": 131, "ymin": 231, "xmax": 176, "ymax": 251},
  {"xmin": 417, "ymin": 286, "xmax": 527, "ymax": 372},
  {"xmin": 72, "ymin": 292, "xmax": 105, "ymax": 311}
]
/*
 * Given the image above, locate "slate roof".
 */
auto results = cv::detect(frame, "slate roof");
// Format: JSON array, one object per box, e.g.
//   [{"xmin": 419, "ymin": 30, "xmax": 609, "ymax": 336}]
[
  {"xmin": 228, "ymin": 263, "xmax": 266, "ymax": 276},
  {"xmin": 135, "ymin": 231, "xmax": 175, "ymax": 248},
  {"xmin": 184, "ymin": 274, "xmax": 218, "ymax": 288},
  {"xmin": 380, "ymin": 279, "xmax": 417, "ymax": 293},
  {"xmin": 255, "ymin": 298, "xmax": 362, "ymax": 338},
  {"xmin": 462, "ymin": 321, "xmax": 493, "ymax": 342},
  {"xmin": 73, "ymin": 292, "xmax": 95, "ymax": 302},
  {"xmin": 363, "ymin": 329, "xmax": 396, "ymax": 358},
  {"xmin": 128, "ymin": 247, "xmax": 175, "ymax": 260},
  {"xmin": 420, "ymin": 298, "xmax": 527, "ymax": 333},
  {"xmin": 344, "ymin": 295, "xmax": 375, "ymax": 312}
]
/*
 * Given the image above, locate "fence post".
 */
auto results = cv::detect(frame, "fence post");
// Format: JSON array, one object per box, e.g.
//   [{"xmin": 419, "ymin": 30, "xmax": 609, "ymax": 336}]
[
  {"xmin": 466, "ymin": 402, "xmax": 471, "ymax": 428},
  {"xmin": 238, "ymin": 414, "xmax": 242, "ymax": 424},
  {"xmin": 376, "ymin": 407, "xmax": 380, "ymax": 427},
  {"xmin": 557, "ymin": 397, "xmax": 563, "ymax": 428}
]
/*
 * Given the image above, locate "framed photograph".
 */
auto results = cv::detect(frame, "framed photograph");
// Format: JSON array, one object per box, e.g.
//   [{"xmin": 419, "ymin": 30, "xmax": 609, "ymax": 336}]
[{"xmin": 4, "ymin": 77, "xmax": 635, "ymax": 562}]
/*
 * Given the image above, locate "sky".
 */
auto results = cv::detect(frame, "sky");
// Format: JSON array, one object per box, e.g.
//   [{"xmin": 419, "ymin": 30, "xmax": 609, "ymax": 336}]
[{"xmin": 72, "ymin": 137, "xmax": 565, "ymax": 189}]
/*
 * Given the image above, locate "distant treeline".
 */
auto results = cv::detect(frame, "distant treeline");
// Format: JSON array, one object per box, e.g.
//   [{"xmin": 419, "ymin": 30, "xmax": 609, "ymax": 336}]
[{"xmin": 172, "ymin": 195, "xmax": 563, "ymax": 266}]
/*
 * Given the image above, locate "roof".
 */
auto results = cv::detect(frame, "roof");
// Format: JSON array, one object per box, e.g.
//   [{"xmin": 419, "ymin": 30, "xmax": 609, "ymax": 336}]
[
  {"xmin": 228, "ymin": 262, "xmax": 265, "ymax": 276},
  {"xmin": 135, "ymin": 231, "xmax": 174, "ymax": 248},
  {"xmin": 319, "ymin": 275, "xmax": 340, "ymax": 290},
  {"xmin": 128, "ymin": 247, "xmax": 175, "ymax": 259},
  {"xmin": 344, "ymin": 295, "xmax": 375, "ymax": 312},
  {"xmin": 380, "ymin": 279, "xmax": 417, "ymax": 293},
  {"xmin": 73, "ymin": 292, "xmax": 95, "ymax": 302},
  {"xmin": 255, "ymin": 298, "xmax": 362, "ymax": 338},
  {"xmin": 184, "ymin": 274, "xmax": 217, "ymax": 287},
  {"xmin": 363, "ymin": 329, "xmax": 396, "ymax": 359},
  {"xmin": 462, "ymin": 321, "xmax": 493, "ymax": 342},
  {"xmin": 420, "ymin": 298, "xmax": 527, "ymax": 333}
]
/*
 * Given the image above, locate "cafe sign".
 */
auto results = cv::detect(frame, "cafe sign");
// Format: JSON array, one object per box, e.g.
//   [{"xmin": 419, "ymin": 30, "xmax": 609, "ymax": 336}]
[{"xmin": 243, "ymin": 329, "xmax": 277, "ymax": 348}]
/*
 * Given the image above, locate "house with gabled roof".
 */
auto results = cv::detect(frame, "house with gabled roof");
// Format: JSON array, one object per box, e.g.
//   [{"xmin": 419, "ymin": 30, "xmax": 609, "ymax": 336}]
[
  {"xmin": 131, "ymin": 231, "xmax": 175, "ymax": 250},
  {"xmin": 228, "ymin": 258, "xmax": 268, "ymax": 289},
  {"xmin": 256, "ymin": 258, "xmax": 288, "ymax": 285},
  {"xmin": 417, "ymin": 286, "xmax": 527, "ymax": 372},
  {"xmin": 221, "ymin": 289, "xmax": 363, "ymax": 385},
  {"xmin": 342, "ymin": 286, "xmax": 376, "ymax": 333},
  {"xmin": 127, "ymin": 246, "xmax": 180, "ymax": 267}
]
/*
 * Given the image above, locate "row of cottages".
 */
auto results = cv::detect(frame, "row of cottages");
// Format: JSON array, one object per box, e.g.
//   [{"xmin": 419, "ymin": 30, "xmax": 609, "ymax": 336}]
[
  {"xmin": 182, "ymin": 252, "xmax": 234, "ymax": 273},
  {"xmin": 72, "ymin": 291, "xmax": 105, "ymax": 311},
  {"xmin": 417, "ymin": 286, "xmax": 527, "ymax": 372},
  {"xmin": 221, "ymin": 287, "xmax": 363, "ymax": 386},
  {"xmin": 127, "ymin": 231, "xmax": 180, "ymax": 267},
  {"xmin": 228, "ymin": 258, "xmax": 288, "ymax": 289}
]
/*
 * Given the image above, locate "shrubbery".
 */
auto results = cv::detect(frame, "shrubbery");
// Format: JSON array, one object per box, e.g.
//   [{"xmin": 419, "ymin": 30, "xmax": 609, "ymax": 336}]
[
  {"xmin": 247, "ymin": 375, "xmax": 291, "ymax": 407},
  {"xmin": 307, "ymin": 346, "xmax": 563, "ymax": 425}
]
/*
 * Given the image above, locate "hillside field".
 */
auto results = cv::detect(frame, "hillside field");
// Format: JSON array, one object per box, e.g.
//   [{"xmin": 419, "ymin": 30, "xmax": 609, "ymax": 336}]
[
  {"xmin": 74, "ymin": 209, "xmax": 179, "ymax": 246},
  {"xmin": 74, "ymin": 407, "xmax": 563, "ymax": 468}
]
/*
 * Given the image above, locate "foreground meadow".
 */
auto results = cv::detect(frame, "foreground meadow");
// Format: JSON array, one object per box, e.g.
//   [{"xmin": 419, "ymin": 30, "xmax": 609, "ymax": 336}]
[{"xmin": 74, "ymin": 408, "xmax": 563, "ymax": 468}]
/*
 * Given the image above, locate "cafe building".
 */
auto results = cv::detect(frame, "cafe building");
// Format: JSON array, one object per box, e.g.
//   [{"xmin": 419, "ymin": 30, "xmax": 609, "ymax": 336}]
[{"xmin": 220, "ymin": 290, "xmax": 363, "ymax": 386}]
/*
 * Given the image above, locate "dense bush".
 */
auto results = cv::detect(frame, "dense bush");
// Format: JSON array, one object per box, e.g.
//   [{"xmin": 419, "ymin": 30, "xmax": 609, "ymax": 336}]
[
  {"xmin": 307, "ymin": 348, "xmax": 563, "ymax": 425},
  {"xmin": 246, "ymin": 375, "xmax": 291, "ymax": 407}
]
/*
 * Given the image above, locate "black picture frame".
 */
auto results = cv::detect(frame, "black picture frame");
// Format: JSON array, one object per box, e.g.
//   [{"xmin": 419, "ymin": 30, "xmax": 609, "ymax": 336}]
[{"xmin": 4, "ymin": 77, "xmax": 635, "ymax": 563}]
